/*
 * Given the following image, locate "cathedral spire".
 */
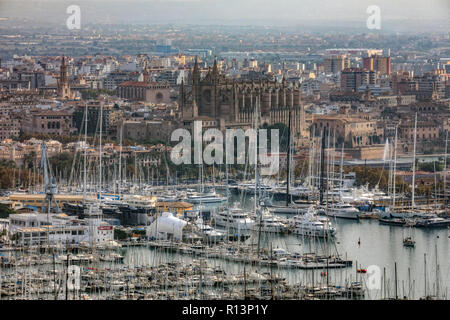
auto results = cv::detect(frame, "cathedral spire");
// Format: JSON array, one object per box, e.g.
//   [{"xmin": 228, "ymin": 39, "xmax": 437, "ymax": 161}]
[
  {"xmin": 193, "ymin": 56, "xmax": 200, "ymax": 86},
  {"xmin": 180, "ymin": 79, "xmax": 185, "ymax": 108},
  {"xmin": 213, "ymin": 58, "xmax": 218, "ymax": 74},
  {"xmin": 60, "ymin": 55, "xmax": 67, "ymax": 80},
  {"xmin": 193, "ymin": 56, "xmax": 198, "ymax": 73}
]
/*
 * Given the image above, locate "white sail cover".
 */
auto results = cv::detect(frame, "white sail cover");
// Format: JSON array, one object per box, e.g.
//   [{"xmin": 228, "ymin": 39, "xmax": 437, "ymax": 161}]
[{"xmin": 146, "ymin": 212, "xmax": 187, "ymax": 240}]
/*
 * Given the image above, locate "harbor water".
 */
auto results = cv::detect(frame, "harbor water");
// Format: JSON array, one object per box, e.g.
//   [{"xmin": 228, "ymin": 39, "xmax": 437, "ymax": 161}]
[{"xmin": 120, "ymin": 193, "xmax": 450, "ymax": 300}]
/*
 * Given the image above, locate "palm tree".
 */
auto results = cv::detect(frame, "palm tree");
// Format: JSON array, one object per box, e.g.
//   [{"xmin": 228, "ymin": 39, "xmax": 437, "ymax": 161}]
[
  {"xmin": 24, "ymin": 151, "xmax": 37, "ymax": 169},
  {"xmin": 0, "ymin": 159, "xmax": 16, "ymax": 169}
]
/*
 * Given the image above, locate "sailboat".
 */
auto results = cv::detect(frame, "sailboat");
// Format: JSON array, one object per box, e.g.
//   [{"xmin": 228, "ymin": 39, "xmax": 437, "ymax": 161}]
[
  {"xmin": 185, "ymin": 163, "xmax": 226, "ymax": 204},
  {"xmin": 185, "ymin": 190, "xmax": 226, "ymax": 204},
  {"xmin": 317, "ymin": 128, "xmax": 360, "ymax": 220},
  {"xmin": 403, "ymin": 236, "xmax": 415, "ymax": 247},
  {"xmin": 265, "ymin": 109, "xmax": 317, "ymax": 215},
  {"xmin": 250, "ymin": 205, "xmax": 289, "ymax": 233},
  {"xmin": 375, "ymin": 136, "xmax": 395, "ymax": 219},
  {"xmin": 403, "ymin": 217, "xmax": 416, "ymax": 247},
  {"xmin": 390, "ymin": 113, "xmax": 424, "ymax": 219},
  {"xmin": 288, "ymin": 206, "xmax": 336, "ymax": 238},
  {"xmin": 195, "ymin": 217, "xmax": 225, "ymax": 242}
]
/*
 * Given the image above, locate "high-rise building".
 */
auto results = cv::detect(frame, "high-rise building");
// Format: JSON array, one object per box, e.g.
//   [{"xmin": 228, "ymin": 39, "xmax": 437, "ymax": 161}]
[
  {"xmin": 249, "ymin": 59, "xmax": 258, "ymax": 68},
  {"xmin": 340, "ymin": 68, "xmax": 376, "ymax": 92},
  {"xmin": 0, "ymin": 108, "xmax": 20, "ymax": 140},
  {"xmin": 445, "ymin": 63, "xmax": 450, "ymax": 75},
  {"xmin": 391, "ymin": 71, "xmax": 418, "ymax": 95},
  {"xmin": 363, "ymin": 55, "xmax": 391, "ymax": 75},
  {"xmin": 323, "ymin": 55, "xmax": 350, "ymax": 74},
  {"xmin": 415, "ymin": 72, "xmax": 446, "ymax": 100}
]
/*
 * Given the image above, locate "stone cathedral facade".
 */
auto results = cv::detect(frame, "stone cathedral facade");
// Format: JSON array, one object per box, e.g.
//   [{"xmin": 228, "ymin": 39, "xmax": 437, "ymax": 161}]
[{"xmin": 179, "ymin": 59, "xmax": 307, "ymax": 143}]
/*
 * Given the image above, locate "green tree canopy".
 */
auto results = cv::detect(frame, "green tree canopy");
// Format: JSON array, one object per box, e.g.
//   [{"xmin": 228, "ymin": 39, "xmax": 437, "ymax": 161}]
[{"xmin": 0, "ymin": 204, "xmax": 15, "ymax": 219}]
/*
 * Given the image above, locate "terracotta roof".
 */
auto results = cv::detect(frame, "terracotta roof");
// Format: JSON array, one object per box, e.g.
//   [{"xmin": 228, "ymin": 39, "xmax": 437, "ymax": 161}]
[
  {"xmin": 29, "ymin": 109, "xmax": 72, "ymax": 116},
  {"xmin": 118, "ymin": 81, "xmax": 149, "ymax": 87},
  {"xmin": 156, "ymin": 202, "xmax": 193, "ymax": 208},
  {"xmin": 118, "ymin": 81, "xmax": 169, "ymax": 87}
]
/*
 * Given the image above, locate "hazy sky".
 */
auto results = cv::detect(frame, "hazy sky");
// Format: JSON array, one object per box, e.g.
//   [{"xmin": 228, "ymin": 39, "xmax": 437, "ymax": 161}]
[{"xmin": 0, "ymin": 0, "xmax": 449, "ymax": 30}]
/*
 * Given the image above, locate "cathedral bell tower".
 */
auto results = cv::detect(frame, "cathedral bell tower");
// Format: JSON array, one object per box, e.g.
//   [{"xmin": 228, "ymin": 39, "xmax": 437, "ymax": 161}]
[{"xmin": 57, "ymin": 55, "xmax": 72, "ymax": 99}]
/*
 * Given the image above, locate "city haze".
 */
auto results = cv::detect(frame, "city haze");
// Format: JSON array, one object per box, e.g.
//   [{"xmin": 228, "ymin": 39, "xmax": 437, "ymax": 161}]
[{"xmin": 0, "ymin": 0, "xmax": 449, "ymax": 32}]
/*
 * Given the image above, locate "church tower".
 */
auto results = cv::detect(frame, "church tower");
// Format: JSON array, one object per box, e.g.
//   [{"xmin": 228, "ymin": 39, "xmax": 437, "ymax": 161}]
[
  {"xmin": 57, "ymin": 55, "xmax": 72, "ymax": 99},
  {"xmin": 143, "ymin": 67, "xmax": 150, "ymax": 83}
]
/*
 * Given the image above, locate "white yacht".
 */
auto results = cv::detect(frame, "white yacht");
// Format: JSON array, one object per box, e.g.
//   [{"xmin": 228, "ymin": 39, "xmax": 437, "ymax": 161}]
[
  {"xmin": 212, "ymin": 208, "xmax": 255, "ymax": 232},
  {"xmin": 157, "ymin": 191, "xmax": 184, "ymax": 202},
  {"xmin": 390, "ymin": 209, "xmax": 425, "ymax": 219},
  {"xmin": 267, "ymin": 199, "xmax": 318, "ymax": 215},
  {"xmin": 374, "ymin": 207, "xmax": 391, "ymax": 219},
  {"xmin": 319, "ymin": 203, "xmax": 361, "ymax": 220},
  {"xmin": 267, "ymin": 205, "xmax": 308, "ymax": 215},
  {"xmin": 196, "ymin": 219, "xmax": 225, "ymax": 242},
  {"xmin": 237, "ymin": 183, "xmax": 273, "ymax": 195},
  {"xmin": 371, "ymin": 186, "xmax": 391, "ymax": 201},
  {"xmin": 186, "ymin": 191, "xmax": 226, "ymax": 204},
  {"xmin": 289, "ymin": 206, "xmax": 336, "ymax": 237},
  {"xmin": 251, "ymin": 213, "xmax": 288, "ymax": 233}
]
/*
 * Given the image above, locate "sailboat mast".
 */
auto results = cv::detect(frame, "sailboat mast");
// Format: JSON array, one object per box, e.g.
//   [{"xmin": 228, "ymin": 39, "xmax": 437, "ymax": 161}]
[
  {"xmin": 254, "ymin": 97, "xmax": 259, "ymax": 212},
  {"xmin": 394, "ymin": 262, "xmax": 398, "ymax": 300},
  {"xmin": 319, "ymin": 127, "xmax": 326, "ymax": 204},
  {"xmin": 393, "ymin": 125, "xmax": 398, "ymax": 208},
  {"xmin": 226, "ymin": 163, "xmax": 229, "ymax": 205},
  {"xmin": 411, "ymin": 113, "xmax": 417, "ymax": 208},
  {"xmin": 286, "ymin": 110, "xmax": 291, "ymax": 206},
  {"xmin": 99, "ymin": 102, "xmax": 103, "ymax": 206},
  {"xmin": 119, "ymin": 121, "xmax": 123, "ymax": 198},
  {"xmin": 435, "ymin": 244, "xmax": 439, "ymax": 298},
  {"xmin": 424, "ymin": 253, "xmax": 427, "ymax": 298},
  {"xmin": 134, "ymin": 145, "xmax": 138, "ymax": 189},
  {"xmin": 444, "ymin": 130, "xmax": 448, "ymax": 200},
  {"xmin": 340, "ymin": 143, "xmax": 344, "ymax": 189},
  {"xmin": 83, "ymin": 102, "xmax": 88, "ymax": 204}
]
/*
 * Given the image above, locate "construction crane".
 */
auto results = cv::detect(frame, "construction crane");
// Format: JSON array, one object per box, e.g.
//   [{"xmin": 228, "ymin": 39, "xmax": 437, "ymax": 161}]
[{"xmin": 40, "ymin": 141, "xmax": 59, "ymax": 214}]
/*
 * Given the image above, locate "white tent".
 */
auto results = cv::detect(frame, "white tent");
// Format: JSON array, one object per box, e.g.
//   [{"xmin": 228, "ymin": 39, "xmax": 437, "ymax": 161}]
[{"xmin": 146, "ymin": 212, "xmax": 187, "ymax": 241}]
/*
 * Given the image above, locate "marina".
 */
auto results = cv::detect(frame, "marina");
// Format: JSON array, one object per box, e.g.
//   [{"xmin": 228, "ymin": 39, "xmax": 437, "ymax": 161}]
[
  {"xmin": 1, "ymin": 188, "xmax": 449, "ymax": 300},
  {"xmin": 1, "ymin": 123, "xmax": 449, "ymax": 301},
  {"xmin": 0, "ymin": 1, "xmax": 449, "ymax": 314}
]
